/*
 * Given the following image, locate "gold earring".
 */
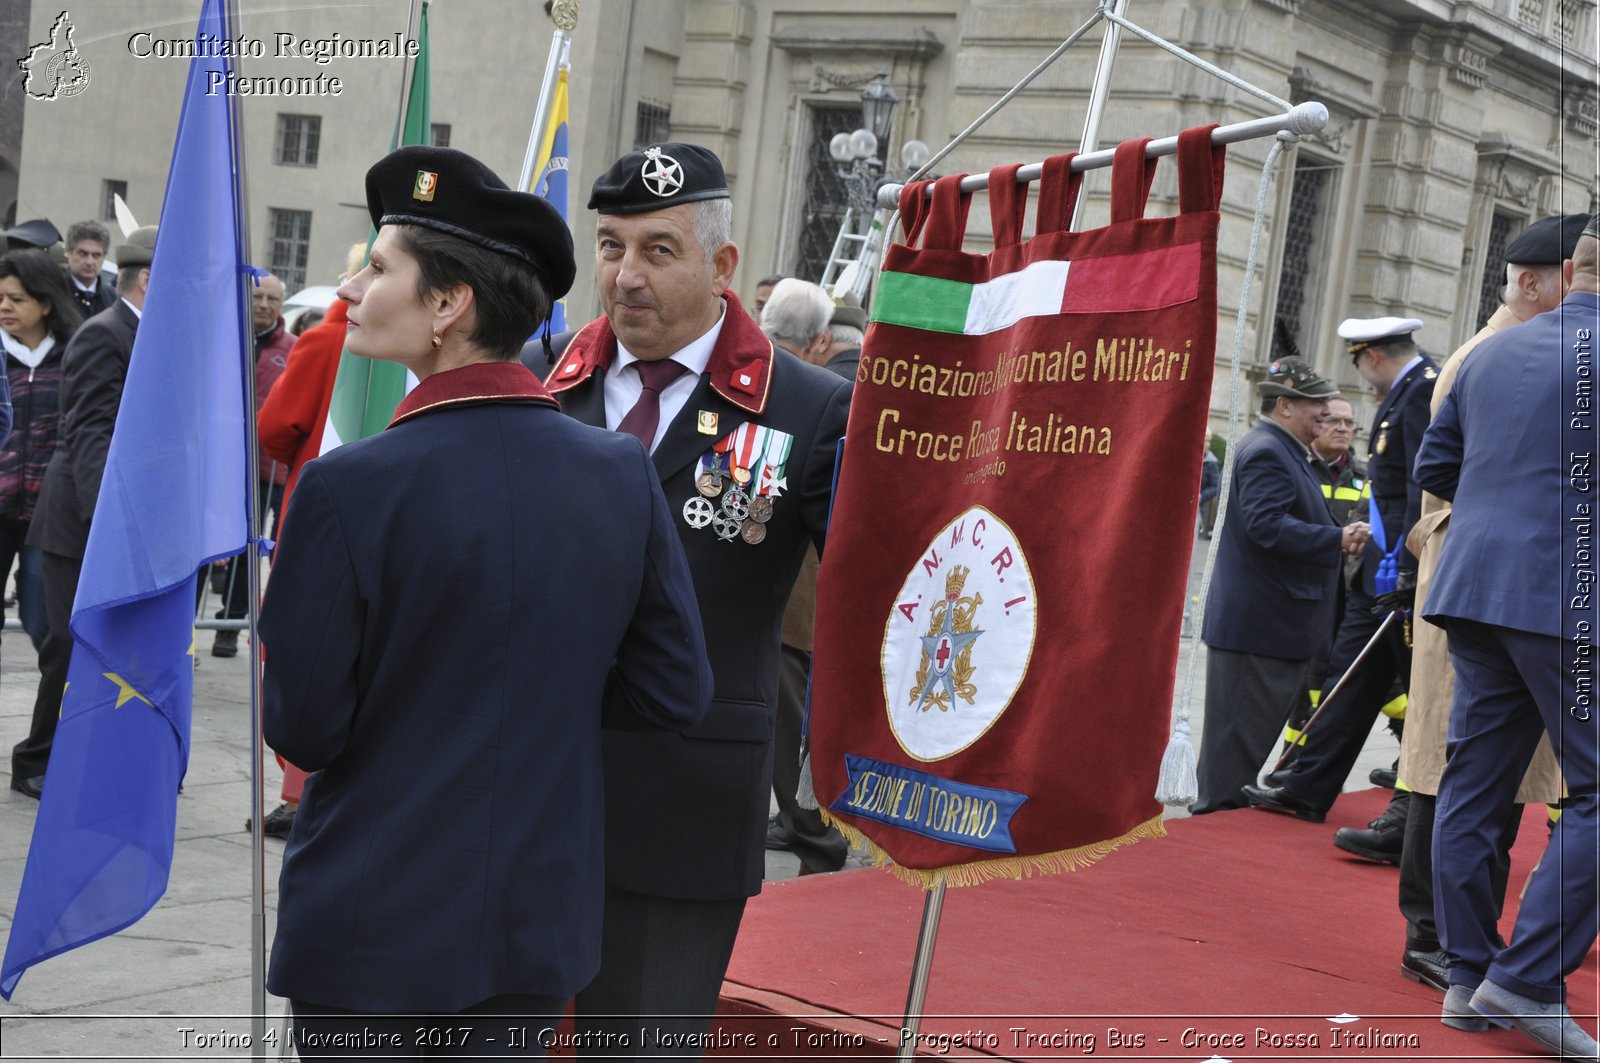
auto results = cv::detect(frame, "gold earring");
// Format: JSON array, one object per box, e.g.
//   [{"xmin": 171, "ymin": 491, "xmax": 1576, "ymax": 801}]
[{"xmin": 430, "ymin": 332, "xmax": 442, "ymax": 350}]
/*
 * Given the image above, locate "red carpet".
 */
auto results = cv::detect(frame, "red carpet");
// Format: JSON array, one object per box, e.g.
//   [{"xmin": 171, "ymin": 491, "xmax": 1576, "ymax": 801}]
[{"xmin": 717, "ymin": 789, "xmax": 1598, "ymax": 1061}]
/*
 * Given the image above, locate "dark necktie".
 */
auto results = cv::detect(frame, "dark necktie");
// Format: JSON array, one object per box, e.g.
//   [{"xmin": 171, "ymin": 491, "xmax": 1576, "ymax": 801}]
[{"xmin": 616, "ymin": 358, "xmax": 689, "ymax": 451}]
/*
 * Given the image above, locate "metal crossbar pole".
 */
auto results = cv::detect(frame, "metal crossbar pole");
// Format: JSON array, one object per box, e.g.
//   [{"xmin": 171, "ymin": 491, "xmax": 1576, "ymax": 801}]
[{"xmin": 878, "ymin": 102, "xmax": 1327, "ymax": 207}]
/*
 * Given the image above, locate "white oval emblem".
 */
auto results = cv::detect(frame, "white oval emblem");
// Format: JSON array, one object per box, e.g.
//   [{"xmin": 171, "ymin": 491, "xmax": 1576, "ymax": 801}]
[
  {"xmin": 881, "ymin": 505, "xmax": 1036, "ymax": 762},
  {"xmin": 640, "ymin": 147, "xmax": 684, "ymax": 198}
]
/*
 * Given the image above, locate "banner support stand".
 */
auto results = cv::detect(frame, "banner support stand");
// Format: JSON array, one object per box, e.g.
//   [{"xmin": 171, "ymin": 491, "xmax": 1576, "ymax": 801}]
[
  {"xmin": 894, "ymin": 880, "xmax": 948, "ymax": 1062},
  {"xmin": 1069, "ymin": 0, "xmax": 1130, "ymax": 229}
]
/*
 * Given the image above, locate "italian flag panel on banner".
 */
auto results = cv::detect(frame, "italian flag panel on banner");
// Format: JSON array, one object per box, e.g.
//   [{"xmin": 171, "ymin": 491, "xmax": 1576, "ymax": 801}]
[{"xmin": 809, "ymin": 127, "xmax": 1226, "ymax": 887}]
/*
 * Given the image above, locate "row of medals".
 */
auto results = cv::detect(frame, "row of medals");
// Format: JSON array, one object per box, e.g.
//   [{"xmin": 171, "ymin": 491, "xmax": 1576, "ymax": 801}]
[{"xmin": 684, "ymin": 463, "xmax": 772, "ymax": 544}]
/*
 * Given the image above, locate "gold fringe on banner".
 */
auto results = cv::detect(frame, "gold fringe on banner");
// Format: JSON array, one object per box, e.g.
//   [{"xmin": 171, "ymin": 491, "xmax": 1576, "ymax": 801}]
[{"xmin": 818, "ymin": 809, "xmax": 1167, "ymax": 891}]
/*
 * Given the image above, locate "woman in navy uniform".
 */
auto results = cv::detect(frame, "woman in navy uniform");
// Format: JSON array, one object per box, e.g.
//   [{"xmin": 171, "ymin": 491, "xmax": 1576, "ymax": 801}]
[{"xmin": 260, "ymin": 146, "xmax": 712, "ymax": 1058}]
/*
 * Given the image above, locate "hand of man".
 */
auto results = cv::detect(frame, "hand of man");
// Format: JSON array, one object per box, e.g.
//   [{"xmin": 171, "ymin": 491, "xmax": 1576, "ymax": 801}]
[
  {"xmin": 1372, "ymin": 570, "xmax": 1418, "ymax": 615},
  {"xmin": 1341, "ymin": 521, "xmax": 1370, "ymax": 556}
]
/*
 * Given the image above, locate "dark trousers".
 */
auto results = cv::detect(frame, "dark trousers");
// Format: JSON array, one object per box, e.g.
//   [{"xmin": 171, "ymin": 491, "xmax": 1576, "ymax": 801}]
[
  {"xmin": 1276, "ymin": 581, "xmax": 1410, "ymax": 811},
  {"xmin": 0, "ymin": 516, "xmax": 46, "ymax": 651},
  {"xmin": 773, "ymin": 644, "xmax": 846, "ymax": 872},
  {"xmin": 10, "ymin": 549, "xmax": 82, "ymax": 779},
  {"xmin": 210, "ymin": 481, "xmax": 282, "ymax": 620},
  {"xmin": 1434, "ymin": 620, "xmax": 1599, "ymax": 1002},
  {"xmin": 1397, "ymin": 790, "xmax": 1521, "ymax": 953},
  {"xmin": 292, "ymin": 992, "xmax": 562, "ymax": 1059},
  {"xmin": 1193, "ymin": 647, "xmax": 1310, "ymax": 814},
  {"xmin": 573, "ymin": 887, "xmax": 747, "ymax": 1060}
]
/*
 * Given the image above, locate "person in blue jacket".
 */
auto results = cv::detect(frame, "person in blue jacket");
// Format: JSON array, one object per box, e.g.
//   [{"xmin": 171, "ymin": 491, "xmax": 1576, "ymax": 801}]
[
  {"xmin": 1414, "ymin": 218, "xmax": 1599, "ymax": 1060},
  {"xmin": 259, "ymin": 145, "xmax": 713, "ymax": 1059}
]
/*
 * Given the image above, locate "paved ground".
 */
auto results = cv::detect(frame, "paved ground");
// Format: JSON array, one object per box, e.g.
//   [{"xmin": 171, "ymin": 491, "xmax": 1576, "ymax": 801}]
[{"xmin": 0, "ymin": 533, "xmax": 1397, "ymax": 1059}]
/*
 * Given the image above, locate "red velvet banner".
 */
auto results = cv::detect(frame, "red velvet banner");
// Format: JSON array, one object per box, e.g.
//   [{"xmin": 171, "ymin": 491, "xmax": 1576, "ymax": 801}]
[{"xmin": 810, "ymin": 127, "xmax": 1225, "ymax": 883}]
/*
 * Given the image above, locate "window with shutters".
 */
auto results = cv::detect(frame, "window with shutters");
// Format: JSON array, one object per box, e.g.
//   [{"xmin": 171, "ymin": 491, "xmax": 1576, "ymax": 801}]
[
  {"xmin": 269, "ymin": 209, "xmax": 312, "ymax": 292},
  {"xmin": 275, "ymin": 114, "xmax": 321, "ymax": 167}
]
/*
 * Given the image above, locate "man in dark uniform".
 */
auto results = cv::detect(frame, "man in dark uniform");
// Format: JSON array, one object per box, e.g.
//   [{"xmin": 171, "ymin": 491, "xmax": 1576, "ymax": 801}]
[
  {"xmin": 1246, "ymin": 317, "xmax": 1437, "ymax": 834},
  {"xmin": 11, "ymin": 226, "xmax": 155, "ymax": 798},
  {"xmin": 1414, "ymin": 220, "xmax": 1600, "ymax": 1058},
  {"xmin": 543, "ymin": 143, "xmax": 851, "ymax": 1054},
  {"xmin": 1191, "ymin": 357, "xmax": 1367, "ymax": 814}
]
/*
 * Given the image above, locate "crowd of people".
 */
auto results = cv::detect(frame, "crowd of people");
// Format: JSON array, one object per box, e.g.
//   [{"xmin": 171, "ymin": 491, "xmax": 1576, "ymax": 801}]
[
  {"xmin": 2, "ymin": 143, "xmax": 1595, "ymax": 1060},
  {"xmin": 1195, "ymin": 212, "xmax": 1598, "ymax": 1060}
]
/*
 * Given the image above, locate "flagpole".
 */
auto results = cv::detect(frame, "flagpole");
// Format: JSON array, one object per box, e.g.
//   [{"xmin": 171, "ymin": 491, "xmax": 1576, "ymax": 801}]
[
  {"xmin": 894, "ymin": 881, "xmax": 947, "ymax": 1062},
  {"xmin": 394, "ymin": 0, "xmax": 426, "ymax": 143},
  {"xmin": 218, "ymin": 0, "xmax": 268, "ymax": 1053},
  {"xmin": 519, "ymin": 0, "xmax": 578, "ymax": 192},
  {"xmin": 1069, "ymin": 0, "xmax": 1131, "ymax": 229}
]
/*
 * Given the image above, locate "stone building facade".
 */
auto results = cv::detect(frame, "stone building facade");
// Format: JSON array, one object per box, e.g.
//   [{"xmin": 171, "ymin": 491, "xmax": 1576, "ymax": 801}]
[{"xmin": 10, "ymin": 0, "xmax": 1596, "ymax": 421}]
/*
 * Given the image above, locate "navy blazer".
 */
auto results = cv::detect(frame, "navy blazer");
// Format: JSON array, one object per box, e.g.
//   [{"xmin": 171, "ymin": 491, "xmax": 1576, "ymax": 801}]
[
  {"xmin": 27, "ymin": 299, "xmax": 138, "ymax": 558},
  {"xmin": 1202, "ymin": 420, "xmax": 1343, "ymax": 659},
  {"xmin": 545, "ymin": 297, "xmax": 851, "ymax": 900},
  {"xmin": 260, "ymin": 377, "xmax": 712, "ymax": 1013},
  {"xmin": 1417, "ymin": 291, "xmax": 1600, "ymax": 640}
]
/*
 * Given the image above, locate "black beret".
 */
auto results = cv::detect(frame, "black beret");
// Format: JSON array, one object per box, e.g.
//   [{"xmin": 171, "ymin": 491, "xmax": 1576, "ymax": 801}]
[
  {"xmin": 588, "ymin": 143, "xmax": 729, "ymax": 215},
  {"xmin": 1503, "ymin": 213, "xmax": 1590, "ymax": 266},
  {"xmin": 365, "ymin": 145, "xmax": 575, "ymax": 300},
  {"xmin": 5, "ymin": 218, "xmax": 62, "ymax": 250}
]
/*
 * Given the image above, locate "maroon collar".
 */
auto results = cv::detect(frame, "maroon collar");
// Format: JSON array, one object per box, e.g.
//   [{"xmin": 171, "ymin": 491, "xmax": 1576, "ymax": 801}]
[
  {"xmin": 388, "ymin": 361, "xmax": 559, "ymax": 429},
  {"xmin": 545, "ymin": 291, "xmax": 775, "ymax": 415}
]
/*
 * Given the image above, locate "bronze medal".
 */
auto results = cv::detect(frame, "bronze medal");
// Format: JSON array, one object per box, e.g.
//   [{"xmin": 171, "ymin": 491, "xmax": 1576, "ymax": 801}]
[
  {"xmin": 696, "ymin": 472, "xmax": 722, "ymax": 497},
  {"xmin": 740, "ymin": 518, "xmax": 767, "ymax": 544},
  {"xmin": 748, "ymin": 495, "xmax": 774, "ymax": 523},
  {"xmin": 733, "ymin": 466, "xmax": 753, "ymax": 485}
]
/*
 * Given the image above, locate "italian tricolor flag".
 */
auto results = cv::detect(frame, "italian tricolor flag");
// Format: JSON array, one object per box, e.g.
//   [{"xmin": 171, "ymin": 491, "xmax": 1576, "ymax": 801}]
[{"xmin": 871, "ymin": 242, "xmax": 1201, "ymax": 335}]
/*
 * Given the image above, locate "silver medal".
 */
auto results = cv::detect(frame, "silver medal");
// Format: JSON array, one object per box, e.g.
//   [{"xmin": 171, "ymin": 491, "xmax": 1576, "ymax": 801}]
[
  {"xmin": 683, "ymin": 496, "xmax": 714, "ymax": 529},
  {"xmin": 712, "ymin": 512, "xmax": 741, "ymax": 540}
]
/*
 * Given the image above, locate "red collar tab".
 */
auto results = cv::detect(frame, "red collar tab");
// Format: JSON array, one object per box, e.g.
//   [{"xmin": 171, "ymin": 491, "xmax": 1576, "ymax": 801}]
[
  {"xmin": 388, "ymin": 361, "xmax": 559, "ymax": 429},
  {"xmin": 549, "ymin": 293, "xmax": 774, "ymax": 415},
  {"xmin": 546, "ymin": 316, "xmax": 615, "ymax": 394},
  {"xmin": 705, "ymin": 291, "xmax": 773, "ymax": 415}
]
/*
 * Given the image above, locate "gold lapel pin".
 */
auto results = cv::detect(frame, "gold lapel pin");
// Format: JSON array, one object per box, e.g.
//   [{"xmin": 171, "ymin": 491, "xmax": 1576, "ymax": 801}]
[{"xmin": 697, "ymin": 410, "xmax": 719, "ymax": 435}]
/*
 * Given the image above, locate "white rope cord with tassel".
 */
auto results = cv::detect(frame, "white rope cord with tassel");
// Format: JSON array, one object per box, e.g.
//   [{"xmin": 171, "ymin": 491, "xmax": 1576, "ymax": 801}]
[{"xmin": 1155, "ymin": 130, "xmax": 1294, "ymax": 806}]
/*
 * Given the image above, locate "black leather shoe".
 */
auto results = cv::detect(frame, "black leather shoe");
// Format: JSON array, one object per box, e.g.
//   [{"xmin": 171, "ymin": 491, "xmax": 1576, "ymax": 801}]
[
  {"xmin": 1333, "ymin": 800, "xmax": 1406, "ymax": 863},
  {"xmin": 764, "ymin": 815, "xmax": 791, "ymax": 851},
  {"xmin": 211, "ymin": 630, "xmax": 239, "ymax": 658},
  {"xmin": 1399, "ymin": 948, "xmax": 1450, "ymax": 992},
  {"xmin": 10, "ymin": 775, "xmax": 43, "ymax": 800},
  {"xmin": 1369, "ymin": 759, "xmax": 1399, "ymax": 788},
  {"xmin": 1242, "ymin": 783, "xmax": 1327, "ymax": 823}
]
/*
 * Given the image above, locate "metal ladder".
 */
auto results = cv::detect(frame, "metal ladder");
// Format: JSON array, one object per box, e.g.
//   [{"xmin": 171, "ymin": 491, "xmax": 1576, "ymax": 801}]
[{"xmin": 817, "ymin": 205, "xmax": 891, "ymax": 303}]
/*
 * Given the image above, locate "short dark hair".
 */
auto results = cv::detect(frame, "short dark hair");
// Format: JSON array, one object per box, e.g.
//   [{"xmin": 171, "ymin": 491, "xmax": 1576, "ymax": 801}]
[
  {"xmin": 757, "ymin": 274, "xmax": 786, "ymax": 289},
  {"xmin": 1259, "ymin": 394, "xmax": 1280, "ymax": 417},
  {"xmin": 66, "ymin": 220, "xmax": 110, "ymax": 251},
  {"xmin": 116, "ymin": 265, "xmax": 146, "ymax": 294},
  {"xmin": 0, "ymin": 249, "xmax": 83, "ymax": 344},
  {"xmin": 389, "ymin": 224, "xmax": 551, "ymax": 359}
]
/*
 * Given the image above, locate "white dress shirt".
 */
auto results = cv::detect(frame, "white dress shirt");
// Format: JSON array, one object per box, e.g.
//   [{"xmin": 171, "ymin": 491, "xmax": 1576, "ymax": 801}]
[{"xmin": 603, "ymin": 304, "xmax": 725, "ymax": 452}]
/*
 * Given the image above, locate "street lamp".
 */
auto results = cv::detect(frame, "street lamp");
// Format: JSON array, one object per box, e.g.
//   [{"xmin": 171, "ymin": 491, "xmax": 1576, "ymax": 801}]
[{"xmin": 828, "ymin": 70, "xmax": 929, "ymax": 222}]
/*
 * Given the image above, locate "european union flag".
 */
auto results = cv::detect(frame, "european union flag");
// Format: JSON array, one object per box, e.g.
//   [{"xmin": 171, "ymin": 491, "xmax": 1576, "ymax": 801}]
[{"xmin": 1, "ymin": 0, "xmax": 249, "ymax": 999}]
